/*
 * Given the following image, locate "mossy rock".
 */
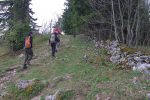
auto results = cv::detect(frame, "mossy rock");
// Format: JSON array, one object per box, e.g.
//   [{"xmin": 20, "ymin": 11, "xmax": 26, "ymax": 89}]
[
  {"xmin": 121, "ymin": 46, "xmax": 150, "ymax": 56},
  {"xmin": 5, "ymin": 80, "xmax": 48, "ymax": 100},
  {"xmin": 121, "ymin": 47, "xmax": 137, "ymax": 54},
  {"xmin": 143, "ymin": 52, "xmax": 150, "ymax": 56}
]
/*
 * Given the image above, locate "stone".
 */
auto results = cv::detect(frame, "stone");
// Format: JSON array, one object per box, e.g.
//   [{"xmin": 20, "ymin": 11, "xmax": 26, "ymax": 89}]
[
  {"xmin": 120, "ymin": 58, "xmax": 126, "ymax": 62},
  {"xmin": 95, "ymin": 94, "xmax": 100, "ymax": 100},
  {"xmin": 83, "ymin": 54, "xmax": 88, "ymax": 62},
  {"xmin": 18, "ymin": 54, "xmax": 24, "ymax": 58},
  {"xmin": 95, "ymin": 42, "xmax": 99, "ymax": 48},
  {"xmin": 45, "ymin": 95, "xmax": 55, "ymax": 100},
  {"xmin": 45, "ymin": 89, "xmax": 64, "ymax": 100},
  {"xmin": 17, "ymin": 80, "xmax": 35, "ymax": 90},
  {"xmin": 0, "ymin": 91, "xmax": 10, "ymax": 99},
  {"xmin": 146, "ymin": 93, "xmax": 150, "ymax": 99},
  {"xmin": 105, "ymin": 97, "xmax": 111, "ymax": 100},
  {"xmin": 54, "ymin": 89, "xmax": 64, "ymax": 99},
  {"xmin": 132, "ymin": 77, "xmax": 139, "ymax": 84},
  {"xmin": 140, "ymin": 56, "xmax": 148, "ymax": 59},
  {"xmin": 127, "ymin": 61, "xmax": 136, "ymax": 66},
  {"xmin": 110, "ymin": 55, "xmax": 120, "ymax": 62},
  {"xmin": 64, "ymin": 74, "xmax": 72, "ymax": 80},
  {"xmin": 123, "ymin": 52, "xmax": 127, "ymax": 56},
  {"xmin": 31, "ymin": 96, "xmax": 41, "ymax": 100},
  {"xmin": 53, "ymin": 76, "xmax": 65, "ymax": 83},
  {"xmin": 135, "ymin": 51, "xmax": 142, "ymax": 55},
  {"xmin": 134, "ymin": 57, "xmax": 143, "ymax": 62},
  {"xmin": 145, "ymin": 58, "xmax": 150, "ymax": 63},
  {"xmin": 133, "ymin": 63, "xmax": 150, "ymax": 74}
]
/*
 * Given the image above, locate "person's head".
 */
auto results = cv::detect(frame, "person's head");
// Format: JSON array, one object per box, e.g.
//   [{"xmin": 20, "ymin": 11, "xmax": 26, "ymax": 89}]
[
  {"xmin": 29, "ymin": 32, "xmax": 33, "ymax": 36},
  {"xmin": 53, "ymin": 25, "xmax": 58, "ymax": 28}
]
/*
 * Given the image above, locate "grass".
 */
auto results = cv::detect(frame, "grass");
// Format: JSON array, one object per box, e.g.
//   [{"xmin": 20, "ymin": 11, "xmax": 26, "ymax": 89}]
[
  {"xmin": 0, "ymin": 51, "xmax": 22, "ymax": 75},
  {"xmin": 4, "ymin": 80, "xmax": 47, "ymax": 100},
  {"xmin": 0, "ymin": 46, "xmax": 9, "ymax": 56},
  {"xmin": 0, "ymin": 34, "xmax": 150, "ymax": 99}
]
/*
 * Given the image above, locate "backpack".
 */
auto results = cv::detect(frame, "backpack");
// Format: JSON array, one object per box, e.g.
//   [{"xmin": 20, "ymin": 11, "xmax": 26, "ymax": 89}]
[
  {"xmin": 50, "ymin": 34, "xmax": 55, "ymax": 43},
  {"xmin": 25, "ymin": 36, "xmax": 31, "ymax": 48},
  {"xmin": 55, "ymin": 35, "xmax": 60, "ymax": 42}
]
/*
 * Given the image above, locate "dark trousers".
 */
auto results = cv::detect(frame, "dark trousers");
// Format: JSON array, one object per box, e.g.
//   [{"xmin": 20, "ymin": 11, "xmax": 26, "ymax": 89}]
[
  {"xmin": 51, "ymin": 42, "xmax": 56, "ymax": 57},
  {"xmin": 24, "ymin": 48, "xmax": 33, "ymax": 67}
]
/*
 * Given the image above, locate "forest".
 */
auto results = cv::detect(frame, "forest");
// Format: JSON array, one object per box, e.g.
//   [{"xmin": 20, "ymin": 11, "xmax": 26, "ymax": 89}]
[
  {"xmin": 0, "ymin": 0, "xmax": 150, "ymax": 50},
  {"xmin": 0, "ymin": 0, "xmax": 150, "ymax": 99},
  {"xmin": 62, "ymin": 0, "xmax": 150, "ymax": 47}
]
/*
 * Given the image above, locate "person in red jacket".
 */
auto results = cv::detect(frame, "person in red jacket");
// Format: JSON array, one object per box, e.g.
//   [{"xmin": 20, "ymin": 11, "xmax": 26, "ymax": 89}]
[
  {"xmin": 53, "ymin": 27, "xmax": 61, "ymax": 51},
  {"xmin": 53, "ymin": 27, "xmax": 61, "ymax": 35}
]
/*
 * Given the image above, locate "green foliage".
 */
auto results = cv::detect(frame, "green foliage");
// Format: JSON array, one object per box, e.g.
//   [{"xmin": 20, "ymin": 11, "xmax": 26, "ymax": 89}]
[
  {"xmin": 12, "ymin": 20, "xmax": 31, "ymax": 33},
  {"xmin": 1, "ymin": 0, "xmax": 37, "ymax": 51},
  {"xmin": 62, "ymin": 0, "xmax": 91, "ymax": 35},
  {"xmin": 5, "ymin": 29, "xmax": 25, "ymax": 51},
  {"xmin": 5, "ymin": 30, "xmax": 18, "ymax": 51}
]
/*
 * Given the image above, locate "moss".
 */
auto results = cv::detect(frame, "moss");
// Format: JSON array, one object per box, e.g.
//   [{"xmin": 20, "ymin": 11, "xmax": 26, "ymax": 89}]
[
  {"xmin": 143, "ymin": 52, "xmax": 150, "ymax": 56},
  {"xmin": 120, "ymin": 46, "xmax": 150, "ymax": 56},
  {"xmin": 94, "ymin": 56, "xmax": 105, "ymax": 65},
  {"xmin": 121, "ymin": 47, "xmax": 138, "ymax": 54},
  {"xmin": 26, "ymin": 85, "xmax": 33, "ymax": 94}
]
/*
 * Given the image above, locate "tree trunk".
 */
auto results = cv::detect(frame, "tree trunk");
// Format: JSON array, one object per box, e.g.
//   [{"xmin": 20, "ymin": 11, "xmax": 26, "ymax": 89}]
[
  {"xmin": 111, "ymin": 0, "xmax": 118, "ymax": 41},
  {"xmin": 127, "ymin": 0, "xmax": 132, "ymax": 46},
  {"xmin": 135, "ymin": 0, "xmax": 140, "ymax": 47},
  {"xmin": 118, "ymin": 0, "xmax": 125, "ymax": 43}
]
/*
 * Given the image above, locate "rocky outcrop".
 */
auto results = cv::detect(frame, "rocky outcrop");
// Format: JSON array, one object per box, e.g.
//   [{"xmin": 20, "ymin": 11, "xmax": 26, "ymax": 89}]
[
  {"xmin": 17, "ymin": 79, "xmax": 35, "ymax": 90},
  {"xmin": 93, "ymin": 39, "xmax": 150, "ymax": 74}
]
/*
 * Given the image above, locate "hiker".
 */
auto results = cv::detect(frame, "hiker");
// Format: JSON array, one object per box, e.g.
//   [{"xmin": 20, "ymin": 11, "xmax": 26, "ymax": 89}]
[
  {"xmin": 23, "ymin": 32, "xmax": 33, "ymax": 69},
  {"xmin": 49, "ymin": 33, "xmax": 56, "ymax": 57},
  {"xmin": 53, "ymin": 27, "xmax": 61, "ymax": 51}
]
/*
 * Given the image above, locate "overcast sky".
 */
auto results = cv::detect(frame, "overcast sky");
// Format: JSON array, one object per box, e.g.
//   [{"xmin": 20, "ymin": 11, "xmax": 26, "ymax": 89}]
[{"xmin": 31, "ymin": 0, "xmax": 66, "ymax": 27}]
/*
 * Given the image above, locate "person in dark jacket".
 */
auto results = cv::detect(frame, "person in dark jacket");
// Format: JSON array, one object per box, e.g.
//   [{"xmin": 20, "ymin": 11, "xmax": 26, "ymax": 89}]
[
  {"xmin": 23, "ymin": 32, "xmax": 33, "ymax": 69},
  {"xmin": 49, "ymin": 33, "xmax": 56, "ymax": 57}
]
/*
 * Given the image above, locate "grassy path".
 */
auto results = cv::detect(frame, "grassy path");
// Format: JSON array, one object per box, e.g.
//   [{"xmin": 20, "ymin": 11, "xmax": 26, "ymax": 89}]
[{"xmin": 0, "ymin": 35, "xmax": 150, "ymax": 100}]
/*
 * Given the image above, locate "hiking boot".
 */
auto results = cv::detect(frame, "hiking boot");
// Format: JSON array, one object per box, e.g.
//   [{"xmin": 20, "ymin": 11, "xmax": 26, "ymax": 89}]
[
  {"xmin": 55, "ymin": 49, "xmax": 58, "ymax": 52},
  {"xmin": 23, "ymin": 64, "xmax": 28, "ymax": 69},
  {"xmin": 51, "ymin": 54, "xmax": 55, "ymax": 57}
]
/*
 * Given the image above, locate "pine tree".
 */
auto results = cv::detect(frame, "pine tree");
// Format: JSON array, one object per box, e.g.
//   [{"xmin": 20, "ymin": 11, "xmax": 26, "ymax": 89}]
[{"xmin": 0, "ymin": 0, "xmax": 37, "ymax": 50}]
